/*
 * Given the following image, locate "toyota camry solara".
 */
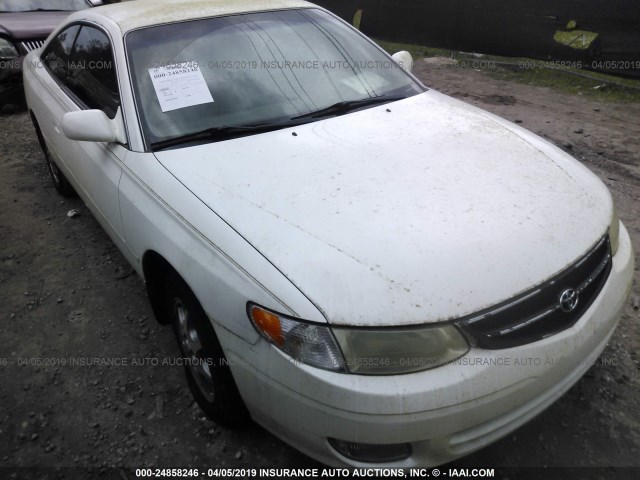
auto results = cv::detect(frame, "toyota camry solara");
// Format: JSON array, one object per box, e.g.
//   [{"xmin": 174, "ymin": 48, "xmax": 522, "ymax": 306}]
[{"xmin": 23, "ymin": 0, "xmax": 634, "ymax": 468}]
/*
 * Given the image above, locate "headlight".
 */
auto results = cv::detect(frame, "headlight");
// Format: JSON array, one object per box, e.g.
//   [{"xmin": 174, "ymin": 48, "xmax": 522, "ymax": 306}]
[
  {"xmin": 333, "ymin": 324, "xmax": 469, "ymax": 375},
  {"xmin": 248, "ymin": 304, "xmax": 469, "ymax": 375},
  {"xmin": 609, "ymin": 203, "xmax": 620, "ymax": 256},
  {"xmin": 248, "ymin": 304, "xmax": 346, "ymax": 372},
  {"xmin": 0, "ymin": 38, "xmax": 19, "ymax": 59}
]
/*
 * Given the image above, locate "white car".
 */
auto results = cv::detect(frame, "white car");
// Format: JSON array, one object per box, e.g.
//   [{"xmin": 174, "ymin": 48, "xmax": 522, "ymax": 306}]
[{"xmin": 24, "ymin": 0, "xmax": 633, "ymax": 468}]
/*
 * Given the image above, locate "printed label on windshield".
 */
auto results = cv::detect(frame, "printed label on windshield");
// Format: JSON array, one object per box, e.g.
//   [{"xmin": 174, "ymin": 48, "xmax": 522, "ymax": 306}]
[{"xmin": 148, "ymin": 62, "xmax": 214, "ymax": 112}]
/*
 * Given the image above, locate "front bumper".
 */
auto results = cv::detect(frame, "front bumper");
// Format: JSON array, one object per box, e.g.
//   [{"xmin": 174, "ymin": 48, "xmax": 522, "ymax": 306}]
[{"xmin": 222, "ymin": 222, "xmax": 634, "ymax": 467}]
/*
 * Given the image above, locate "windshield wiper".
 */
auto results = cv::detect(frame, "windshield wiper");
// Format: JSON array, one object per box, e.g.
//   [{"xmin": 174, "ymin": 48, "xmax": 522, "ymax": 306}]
[
  {"xmin": 150, "ymin": 120, "xmax": 307, "ymax": 151},
  {"xmin": 291, "ymin": 95, "xmax": 406, "ymax": 121},
  {"xmin": 150, "ymin": 95, "xmax": 406, "ymax": 150}
]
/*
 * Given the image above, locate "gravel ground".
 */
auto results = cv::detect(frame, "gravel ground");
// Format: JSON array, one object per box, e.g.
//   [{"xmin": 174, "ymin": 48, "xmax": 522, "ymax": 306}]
[{"xmin": 0, "ymin": 60, "xmax": 639, "ymax": 479}]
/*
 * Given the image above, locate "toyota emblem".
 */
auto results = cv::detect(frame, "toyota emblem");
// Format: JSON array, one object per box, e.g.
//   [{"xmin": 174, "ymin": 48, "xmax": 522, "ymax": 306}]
[{"xmin": 559, "ymin": 289, "xmax": 579, "ymax": 313}]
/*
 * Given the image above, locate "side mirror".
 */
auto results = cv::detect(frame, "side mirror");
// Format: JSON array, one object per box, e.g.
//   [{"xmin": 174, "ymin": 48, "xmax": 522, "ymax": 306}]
[
  {"xmin": 63, "ymin": 108, "xmax": 126, "ymax": 144},
  {"xmin": 391, "ymin": 51, "xmax": 414, "ymax": 73}
]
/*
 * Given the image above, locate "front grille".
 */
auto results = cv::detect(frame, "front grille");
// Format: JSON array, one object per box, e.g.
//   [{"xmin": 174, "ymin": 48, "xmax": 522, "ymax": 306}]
[
  {"xmin": 456, "ymin": 235, "xmax": 612, "ymax": 349},
  {"xmin": 20, "ymin": 40, "xmax": 45, "ymax": 53}
]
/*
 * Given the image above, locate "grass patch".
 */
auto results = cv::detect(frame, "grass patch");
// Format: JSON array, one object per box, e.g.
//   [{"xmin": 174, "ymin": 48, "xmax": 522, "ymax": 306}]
[
  {"xmin": 374, "ymin": 39, "xmax": 640, "ymax": 103},
  {"xmin": 375, "ymin": 39, "xmax": 449, "ymax": 60},
  {"xmin": 486, "ymin": 66, "xmax": 640, "ymax": 103}
]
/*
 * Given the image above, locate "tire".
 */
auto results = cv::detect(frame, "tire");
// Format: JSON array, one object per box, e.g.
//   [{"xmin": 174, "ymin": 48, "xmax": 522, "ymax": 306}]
[
  {"xmin": 164, "ymin": 273, "xmax": 250, "ymax": 427},
  {"xmin": 31, "ymin": 117, "xmax": 75, "ymax": 197}
]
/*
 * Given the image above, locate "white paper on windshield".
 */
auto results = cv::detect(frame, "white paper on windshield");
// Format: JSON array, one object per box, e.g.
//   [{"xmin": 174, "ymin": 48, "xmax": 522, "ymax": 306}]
[{"xmin": 148, "ymin": 62, "xmax": 214, "ymax": 112}]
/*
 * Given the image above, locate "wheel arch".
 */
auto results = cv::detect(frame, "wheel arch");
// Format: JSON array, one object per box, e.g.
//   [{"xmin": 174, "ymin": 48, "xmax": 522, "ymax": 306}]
[
  {"xmin": 141, "ymin": 249, "xmax": 179, "ymax": 325},
  {"xmin": 29, "ymin": 110, "xmax": 47, "ymax": 154},
  {"xmin": 141, "ymin": 249, "xmax": 251, "ymax": 425}
]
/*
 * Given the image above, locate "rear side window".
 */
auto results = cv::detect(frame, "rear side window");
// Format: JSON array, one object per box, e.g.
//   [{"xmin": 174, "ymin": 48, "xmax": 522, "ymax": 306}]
[
  {"xmin": 42, "ymin": 25, "xmax": 80, "ymax": 82},
  {"xmin": 67, "ymin": 26, "xmax": 121, "ymax": 118}
]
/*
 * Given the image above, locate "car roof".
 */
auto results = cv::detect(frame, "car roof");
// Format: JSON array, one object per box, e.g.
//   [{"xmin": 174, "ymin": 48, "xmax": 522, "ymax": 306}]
[{"xmin": 84, "ymin": 0, "xmax": 315, "ymax": 34}]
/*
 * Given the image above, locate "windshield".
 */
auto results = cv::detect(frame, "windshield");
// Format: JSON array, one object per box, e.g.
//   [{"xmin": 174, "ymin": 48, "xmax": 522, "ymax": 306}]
[
  {"xmin": 126, "ymin": 8, "xmax": 424, "ymax": 148},
  {"xmin": 0, "ymin": 0, "xmax": 90, "ymax": 12}
]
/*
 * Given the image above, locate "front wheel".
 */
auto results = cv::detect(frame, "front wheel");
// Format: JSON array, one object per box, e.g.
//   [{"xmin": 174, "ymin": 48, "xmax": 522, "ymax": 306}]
[{"xmin": 165, "ymin": 273, "xmax": 250, "ymax": 427}]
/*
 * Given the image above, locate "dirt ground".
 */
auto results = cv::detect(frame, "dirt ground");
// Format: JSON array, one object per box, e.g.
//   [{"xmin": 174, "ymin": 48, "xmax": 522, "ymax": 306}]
[{"xmin": 1, "ymin": 59, "xmax": 639, "ymax": 479}]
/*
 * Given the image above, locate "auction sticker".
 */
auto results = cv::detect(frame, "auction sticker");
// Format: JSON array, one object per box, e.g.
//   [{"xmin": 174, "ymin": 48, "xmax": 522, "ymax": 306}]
[{"xmin": 149, "ymin": 62, "xmax": 214, "ymax": 112}]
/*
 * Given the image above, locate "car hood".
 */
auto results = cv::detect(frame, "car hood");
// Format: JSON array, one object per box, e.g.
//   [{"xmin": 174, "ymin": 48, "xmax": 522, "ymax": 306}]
[
  {"xmin": 155, "ymin": 91, "xmax": 612, "ymax": 326},
  {"xmin": 0, "ymin": 12, "xmax": 71, "ymax": 40}
]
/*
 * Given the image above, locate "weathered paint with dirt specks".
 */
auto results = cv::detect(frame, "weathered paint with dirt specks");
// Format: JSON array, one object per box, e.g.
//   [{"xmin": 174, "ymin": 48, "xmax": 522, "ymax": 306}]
[{"xmin": 156, "ymin": 90, "xmax": 613, "ymax": 326}]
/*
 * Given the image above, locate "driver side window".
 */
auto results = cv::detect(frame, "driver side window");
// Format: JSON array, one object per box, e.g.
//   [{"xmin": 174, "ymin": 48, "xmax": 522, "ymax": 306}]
[
  {"xmin": 42, "ymin": 24, "xmax": 121, "ymax": 119},
  {"xmin": 43, "ymin": 25, "xmax": 80, "ymax": 85}
]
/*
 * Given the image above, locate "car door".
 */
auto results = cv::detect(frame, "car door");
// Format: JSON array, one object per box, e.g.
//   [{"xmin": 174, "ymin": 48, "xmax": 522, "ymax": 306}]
[
  {"xmin": 38, "ymin": 25, "xmax": 81, "ymax": 174},
  {"xmin": 41, "ymin": 23, "xmax": 126, "ymax": 242}
]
